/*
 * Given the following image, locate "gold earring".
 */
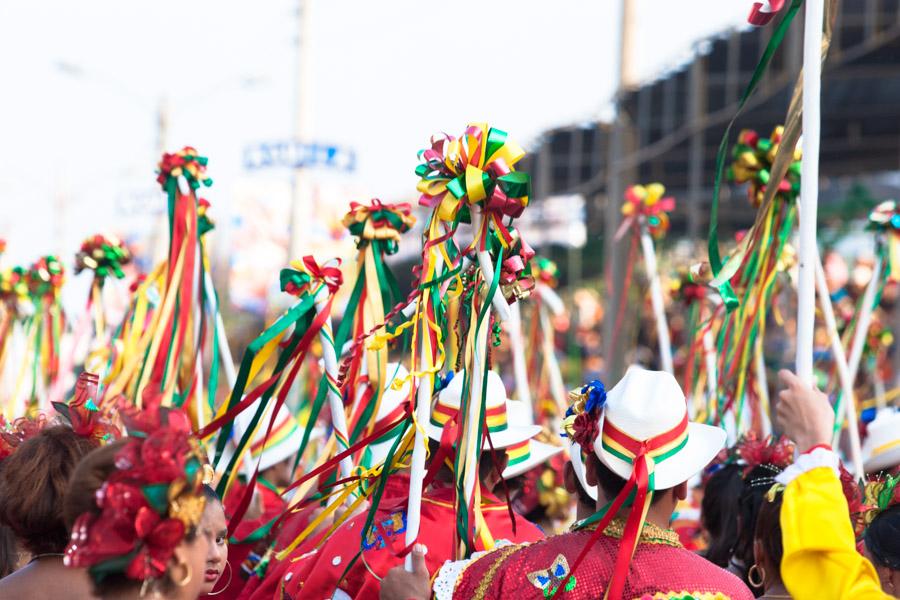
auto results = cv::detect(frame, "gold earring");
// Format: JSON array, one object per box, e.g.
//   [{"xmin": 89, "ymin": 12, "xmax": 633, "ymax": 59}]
[
  {"xmin": 172, "ymin": 562, "xmax": 193, "ymax": 588},
  {"xmin": 747, "ymin": 563, "xmax": 766, "ymax": 588}
]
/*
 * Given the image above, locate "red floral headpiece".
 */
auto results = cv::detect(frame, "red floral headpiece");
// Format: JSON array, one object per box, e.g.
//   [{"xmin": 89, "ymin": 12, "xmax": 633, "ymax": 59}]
[
  {"xmin": 0, "ymin": 413, "xmax": 50, "ymax": 462},
  {"xmin": 734, "ymin": 432, "xmax": 794, "ymax": 476},
  {"xmin": 64, "ymin": 404, "xmax": 207, "ymax": 583},
  {"xmin": 53, "ymin": 372, "xmax": 121, "ymax": 446}
]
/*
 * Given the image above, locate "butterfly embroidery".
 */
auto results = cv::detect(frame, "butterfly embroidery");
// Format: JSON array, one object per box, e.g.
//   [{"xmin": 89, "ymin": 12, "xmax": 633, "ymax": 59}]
[
  {"xmin": 527, "ymin": 554, "xmax": 576, "ymax": 597},
  {"xmin": 363, "ymin": 510, "xmax": 407, "ymax": 551}
]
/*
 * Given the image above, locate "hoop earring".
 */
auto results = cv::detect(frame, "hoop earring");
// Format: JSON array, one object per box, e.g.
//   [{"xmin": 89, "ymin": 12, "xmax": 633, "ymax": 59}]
[
  {"xmin": 173, "ymin": 562, "xmax": 193, "ymax": 588},
  {"xmin": 206, "ymin": 562, "xmax": 233, "ymax": 596},
  {"xmin": 747, "ymin": 563, "xmax": 766, "ymax": 588}
]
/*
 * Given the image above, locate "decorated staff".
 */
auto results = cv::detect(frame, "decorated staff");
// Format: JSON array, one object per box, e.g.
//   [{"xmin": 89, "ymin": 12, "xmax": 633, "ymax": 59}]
[
  {"xmin": 828, "ymin": 201, "xmax": 900, "ymax": 447},
  {"xmin": 73, "ymin": 234, "xmax": 132, "ymax": 372},
  {"xmin": 336, "ymin": 200, "xmax": 415, "ymax": 447},
  {"xmin": 197, "ymin": 255, "xmax": 348, "ymax": 534},
  {"xmin": 670, "ymin": 269, "xmax": 717, "ymax": 420},
  {"xmin": 406, "ymin": 122, "xmax": 532, "ymax": 562},
  {"xmin": 0, "ymin": 261, "xmax": 30, "ymax": 417},
  {"xmin": 710, "ymin": 126, "xmax": 800, "ymax": 436},
  {"xmin": 524, "ymin": 257, "xmax": 568, "ymax": 425},
  {"xmin": 618, "ymin": 183, "xmax": 675, "ymax": 374},
  {"xmin": 15, "ymin": 255, "xmax": 66, "ymax": 411},
  {"xmin": 102, "ymin": 147, "xmax": 232, "ymax": 432}
]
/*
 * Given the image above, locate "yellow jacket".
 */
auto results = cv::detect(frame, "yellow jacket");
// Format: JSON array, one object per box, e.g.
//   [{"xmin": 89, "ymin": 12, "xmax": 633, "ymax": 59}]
[{"xmin": 780, "ymin": 456, "xmax": 889, "ymax": 599}]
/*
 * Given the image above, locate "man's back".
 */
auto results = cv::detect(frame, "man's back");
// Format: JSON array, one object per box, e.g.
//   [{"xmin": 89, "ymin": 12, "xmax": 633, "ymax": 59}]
[{"xmin": 451, "ymin": 519, "xmax": 753, "ymax": 600}]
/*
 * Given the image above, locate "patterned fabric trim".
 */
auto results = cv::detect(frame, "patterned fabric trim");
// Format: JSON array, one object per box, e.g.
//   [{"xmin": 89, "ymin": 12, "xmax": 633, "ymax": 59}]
[
  {"xmin": 775, "ymin": 447, "xmax": 839, "ymax": 485},
  {"xmin": 574, "ymin": 516, "xmax": 683, "ymax": 548},
  {"xmin": 433, "ymin": 541, "xmax": 522, "ymax": 600}
]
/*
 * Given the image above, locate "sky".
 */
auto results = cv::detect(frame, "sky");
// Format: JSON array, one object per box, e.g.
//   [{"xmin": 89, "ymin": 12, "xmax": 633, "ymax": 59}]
[{"xmin": 0, "ymin": 0, "xmax": 748, "ymax": 307}]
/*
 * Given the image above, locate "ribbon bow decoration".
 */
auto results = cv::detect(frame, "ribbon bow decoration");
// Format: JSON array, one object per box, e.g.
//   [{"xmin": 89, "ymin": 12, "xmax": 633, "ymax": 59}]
[
  {"xmin": 532, "ymin": 257, "xmax": 560, "ymax": 288},
  {"xmin": 197, "ymin": 198, "xmax": 215, "ymax": 236},
  {"xmin": 619, "ymin": 183, "xmax": 675, "ymax": 240},
  {"xmin": 342, "ymin": 199, "xmax": 415, "ymax": 256},
  {"xmin": 280, "ymin": 256, "xmax": 343, "ymax": 297},
  {"xmin": 415, "ymin": 123, "xmax": 531, "ymax": 250},
  {"xmin": 27, "ymin": 255, "xmax": 65, "ymax": 302},
  {"xmin": 499, "ymin": 231, "xmax": 536, "ymax": 304},
  {"xmin": 75, "ymin": 234, "xmax": 132, "ymax": 281},
  {"xmin": 0, "ymin": 265, "xmax": 29, "ymax": 312},
  {"xmin": 748, "ymin": 0, "xmax": 786, "ymax": 26},
  {"xmin": 868, "ymin": 200, "xmax": 900, "ymax": 282},
  {"xmin": 156, "ymin": 146, "xmax": 213, "ymax": 191},
  {"xmin": 728, "ymin": 126, "xmax": 801, "ymax": 208}
]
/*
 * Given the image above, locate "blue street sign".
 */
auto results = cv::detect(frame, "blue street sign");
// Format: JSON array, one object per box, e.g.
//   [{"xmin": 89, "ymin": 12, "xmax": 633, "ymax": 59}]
[{"xmin": 243, "ymin": 140, "xmax": 356, "ymax": 172}]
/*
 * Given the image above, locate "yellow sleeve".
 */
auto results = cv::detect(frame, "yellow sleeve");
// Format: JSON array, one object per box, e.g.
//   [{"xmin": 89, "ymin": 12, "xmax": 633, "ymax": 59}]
[{"xmin": 780, "ymin": 466, "xmax": 888, "ymax": 600}]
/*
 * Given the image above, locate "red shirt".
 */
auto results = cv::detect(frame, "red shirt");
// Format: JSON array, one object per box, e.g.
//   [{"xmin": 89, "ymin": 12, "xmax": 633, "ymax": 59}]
[
  {"xmin": 214, "ymin": 478, "xmax": 286, "ymax": 600},
  {"xmin": 281, "ymin": 477, "xmax": 544, "ymax": 600},
  {"xmin": 453, "ymin": 522, "xmax": 754, "ymax": 599}
]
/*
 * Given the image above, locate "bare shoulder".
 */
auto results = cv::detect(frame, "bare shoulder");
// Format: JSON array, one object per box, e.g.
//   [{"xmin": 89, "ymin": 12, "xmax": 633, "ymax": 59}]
[{"xmin": 0, "ymin": 561, "xmax": 95, "ymax": 600}]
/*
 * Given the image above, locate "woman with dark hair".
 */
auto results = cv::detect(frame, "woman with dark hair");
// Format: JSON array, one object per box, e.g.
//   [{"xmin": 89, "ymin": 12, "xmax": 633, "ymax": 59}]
[
  {"xmin": 732, "ymin": 464, "xmax": 784, "ymax": 593},
  {"xmin": 701, "ymin": 463, "xmax": 744, "ymax": 568},
  {"xmin": 751, "ymin": 487, "xmax": 791, "ymax": 599},
  {"xmin": 199, "ymin": 484, "xmax": 229, "ymax": 597},
  {"xmin": 0, "ymin": 425, "xmax": 96, "ymax": 598},
  {"xmin": 64, "ymin": 407, "xmax": 211, "ymax": 600},
  {"xmin": 864, "ymin": 505, "xmax": 900, "ymax": 595}
]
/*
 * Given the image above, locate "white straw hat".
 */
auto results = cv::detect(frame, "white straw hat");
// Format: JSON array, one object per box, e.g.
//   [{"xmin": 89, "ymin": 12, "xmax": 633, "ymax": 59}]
[
  {"xmin": 862, "ymin": 408, "xmax": 900, "ymax": 475},
  {"xmin": 501, "ymin": 400, "xmax": 564, "ymax": 480},
  {"xmin": 593, "ymin": 367, "xmax": 726, "ymax": 490},
  {"xmin": 426, "ymin": 371, "xmax": 541, "ymax": 449}
]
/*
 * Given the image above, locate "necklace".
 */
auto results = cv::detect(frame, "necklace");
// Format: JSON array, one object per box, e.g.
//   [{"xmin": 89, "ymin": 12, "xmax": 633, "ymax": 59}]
[{"xmin": 29, "ymin": 553, "xmax": 64, "ymax": 564}]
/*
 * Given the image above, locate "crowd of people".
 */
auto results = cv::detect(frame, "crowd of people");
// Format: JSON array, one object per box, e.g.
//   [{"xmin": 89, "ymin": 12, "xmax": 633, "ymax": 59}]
[{"xmin": 0, "ymin": 361, "xmax": 896, "ymax": 599}]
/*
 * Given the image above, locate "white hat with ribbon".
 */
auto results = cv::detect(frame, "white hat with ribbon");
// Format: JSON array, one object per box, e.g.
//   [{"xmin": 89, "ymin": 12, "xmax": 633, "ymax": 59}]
[
  {"xmin": 862, "ymin": 408, "xmax": 900, "ymax": 475},
  {"xmin": 501, "ymin": 400, "xmax": 564, "ymax": 480},
  {"xmin": 426, "ymin": 370, "xmax": 541, "ymax": 449},
  {"xmin": 592, "ymin": 367, "xmax": 725, "ymax": 490}
]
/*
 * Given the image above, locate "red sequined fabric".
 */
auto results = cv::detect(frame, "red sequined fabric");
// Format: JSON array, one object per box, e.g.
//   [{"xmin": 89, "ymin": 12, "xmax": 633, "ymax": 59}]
[{"xmin": 454, "ymin": 528, "xmax": 754, "ymax": 600}]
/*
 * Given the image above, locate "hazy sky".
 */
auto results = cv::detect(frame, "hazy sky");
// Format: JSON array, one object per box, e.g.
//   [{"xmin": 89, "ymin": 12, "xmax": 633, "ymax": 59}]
[{"xmin": 0, "ymin": 0, "xmax": 748, "ymax": 295}]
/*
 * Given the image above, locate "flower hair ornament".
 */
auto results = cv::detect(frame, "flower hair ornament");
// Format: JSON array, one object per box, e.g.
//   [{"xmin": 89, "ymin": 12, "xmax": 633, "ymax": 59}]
[
  {"xmin": 64, "ymin": 403, "xmax": 207, "ymax": 585},
  {"xmin": 561, "ymin": 379, "xmax": 607, "ymax": 450},
  {"xmin": 0, "ymin": 413, "xmax": 50, "ymax": 462},
  {"xmin": 734, "ymin": 432, "xmax": 794, "ymax": 477}
]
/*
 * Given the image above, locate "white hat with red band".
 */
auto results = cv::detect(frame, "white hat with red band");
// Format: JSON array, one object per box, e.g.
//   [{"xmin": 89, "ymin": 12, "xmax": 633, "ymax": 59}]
[
  {"xmin": 501, "ymin": 400, "xmax": 564, "ymax": 480},
  {"xmin": 862, "ymin": 408, "xmax": 900, "ymax": 475},
  {"xmin": 593, "ymin": 367, "xmax": 726, "ymax": 490},
  {"xmin": 426, "ymin": 370, "xmax": 541, "ymax": 450}
]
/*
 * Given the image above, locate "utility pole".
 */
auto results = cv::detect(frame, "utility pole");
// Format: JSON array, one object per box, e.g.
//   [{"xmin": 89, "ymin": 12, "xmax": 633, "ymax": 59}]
[
  {"xmin": 602, "ymin": 0, "xmax": 636, "ymax": 383},
  {"xmin": 288, "ymin": 0, "xmax": 315, "ymax": 262}
]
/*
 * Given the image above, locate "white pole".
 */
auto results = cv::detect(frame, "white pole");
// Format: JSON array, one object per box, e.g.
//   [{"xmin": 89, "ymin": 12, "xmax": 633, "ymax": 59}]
[
  {"xmin": 314, "ymin": 285, "xmax": 354, "ymax": 480},
  {"xmin": 702, "ymin": 328, "xmax": 717, "ymax": 422},
  {"xmin": 505, "ymin": 302, "xmax": 533, "ymax": 422},
  {"xmin": 754, "ymin": 337, "xmax": 772, "ymax": 436},
  {"xmin": 203, "ymin": 270, "xmax": 237, "ymax": 388},
  {"xmin": 846, "ymin": 256, "xmax": 883, "ymax": 385},
  {"xmin": 815, "ymin": 255, "xmax": 864, "ymax": 474},
  {"xmin": 404, "ymin": 257, "xmax": 443, "ymax": 572},
  {"xmin": 462, "ymin": 206, "xmax": 493, "ymax": 511},
  {"xmin": 796, "ymin": 0, "xmax": 824, "ymax": 385},
  {"xmin": 537, "ymin": 291, "xmax": 567, "ymax": 417},
  {"xmin": 639, "ymin": 226, "xmax": 673, "ymax": 374}
]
